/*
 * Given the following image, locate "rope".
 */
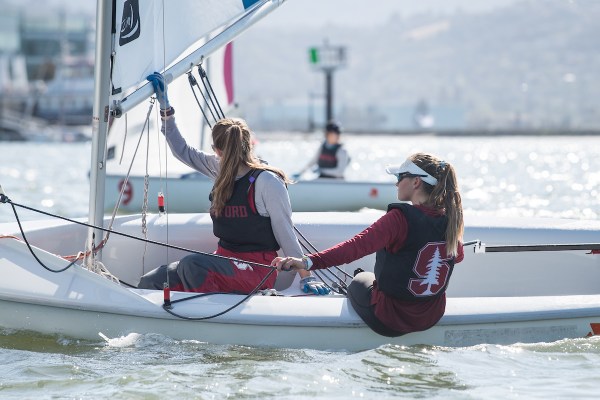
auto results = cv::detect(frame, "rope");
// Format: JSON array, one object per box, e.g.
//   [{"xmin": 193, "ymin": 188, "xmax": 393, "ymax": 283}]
[
  {"xmin": 1, "ymin": 196, "xmax": 278, "ymax": 271},
  {"xmin": 1, "ymin": 195, "xmax": 284, "ymax": 321},
  {"xmin": 197, "ymin": 64, "xmax": 225, "ymax": 119},
  {"xmin": 106, "ymin": 100, "xmax": 155, "ymax": 235},
  {"xmin": 188, "ymin": 71, "xmax": 217, "ymax": 127},
  {"xmin": 162, "ymin": 268, "xmax": 276, "ymax": 320},
  {"xmin": 293, "ymin": 226, "xmax": 351, "ymax": 295},
  {"xmin": 186, "ymin": 62, "xmax": 227, "ymax": 128},
  {"xmin": 3, "ymin": 200, "xmax": 81, "ymax": 273}
]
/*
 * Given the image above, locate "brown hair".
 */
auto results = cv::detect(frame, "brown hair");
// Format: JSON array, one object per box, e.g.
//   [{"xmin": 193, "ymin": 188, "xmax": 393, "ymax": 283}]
[
  {"xmin": 410, "ymin": 152, "xmax": 464, "ymax": 257},
  {"xmin": 211, "ymin": 118, "xmax": 290, "ymax": 217}
]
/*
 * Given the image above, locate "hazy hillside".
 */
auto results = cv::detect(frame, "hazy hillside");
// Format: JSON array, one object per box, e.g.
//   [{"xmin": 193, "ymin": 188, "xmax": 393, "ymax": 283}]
[
  {"xmin": 3, "ymin": 0, "xmax": 597, "ymax": 131},
  {"xmin": 235, "ymin": 0, "xmax": 600, "ymax": 130}
]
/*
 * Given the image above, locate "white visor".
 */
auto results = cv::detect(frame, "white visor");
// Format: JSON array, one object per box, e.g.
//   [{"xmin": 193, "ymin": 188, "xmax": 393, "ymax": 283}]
[{"xmin": 385, "ymin": 159, "xmax": 438, "ymax": 186}]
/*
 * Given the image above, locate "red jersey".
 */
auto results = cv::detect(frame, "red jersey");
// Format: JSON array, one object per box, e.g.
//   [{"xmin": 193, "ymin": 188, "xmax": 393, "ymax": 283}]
[{"xmin": 309, "ymin": 205, "xmax": 464, "ymax": 333}]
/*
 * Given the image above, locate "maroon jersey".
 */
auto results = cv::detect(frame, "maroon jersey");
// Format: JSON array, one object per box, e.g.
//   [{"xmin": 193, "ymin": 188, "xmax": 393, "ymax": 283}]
[{"xmin": 310, "ymin": 205, "xmax": 464, "ymax": 333}]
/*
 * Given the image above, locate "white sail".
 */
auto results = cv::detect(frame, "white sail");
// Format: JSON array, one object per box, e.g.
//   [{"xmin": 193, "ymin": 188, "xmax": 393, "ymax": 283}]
[
  {"xmin": 112, "ymin": 0, "xmax": 260, "ymax": 97},
  {"xmin": 92, "ymin": 0, "xmax": 281, "ymax": 227},
  {"xmin": 105, "ymin": 41, "xmax": 235, "ymax": 181}
]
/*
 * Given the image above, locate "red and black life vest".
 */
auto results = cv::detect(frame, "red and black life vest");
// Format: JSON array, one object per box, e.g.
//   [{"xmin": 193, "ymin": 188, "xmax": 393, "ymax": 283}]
[
  {"xmin": 210, "ymin": 169, "xmax": 280, "ymax": 253},
  {"xmin": 374, "ymin": 203, "xmax": 455, "ymax": 301},
  {"xmin": 317, "ymin": 143, "xmax": 341, "ymax": 169}
]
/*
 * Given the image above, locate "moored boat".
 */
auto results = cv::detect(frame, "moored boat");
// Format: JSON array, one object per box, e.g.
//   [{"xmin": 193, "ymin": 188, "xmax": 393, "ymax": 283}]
[{"xmin": 104, "ymin": 172, "xmax": 397, "ymax": 213}]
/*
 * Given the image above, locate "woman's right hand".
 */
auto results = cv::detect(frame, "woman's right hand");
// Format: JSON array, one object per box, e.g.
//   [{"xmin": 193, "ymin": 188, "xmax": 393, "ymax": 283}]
[
  {"xmin": 271, "ymin": 256, "xmax": 304, "ymax": 271},
  {"xmin": 146, "ymin": 72, "xmax": 170, "ymax": 109}
]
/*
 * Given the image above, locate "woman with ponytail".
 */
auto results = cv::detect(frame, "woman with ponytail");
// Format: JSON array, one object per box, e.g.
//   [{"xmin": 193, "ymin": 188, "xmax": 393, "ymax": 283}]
[
  {"xmin": 273, "ymin": 153, "xmax": 464, "ymax": 336},
  {"xmin": 138, "ymin": 73, "xmax": 328, "ymax": 295}
]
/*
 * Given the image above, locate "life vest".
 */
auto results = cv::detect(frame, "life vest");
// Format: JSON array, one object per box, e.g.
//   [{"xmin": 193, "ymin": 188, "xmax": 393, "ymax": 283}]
[
  {"xmin": 317, "ymin": 143, "xmax": 341, "ymax": 169},
  {"xmin": 210, "ymin": 169, "xmax": 280, "ymax": 253},
  {"xmin": 374, "ymin": 203, "xmax": 455, "ymax": 301}
]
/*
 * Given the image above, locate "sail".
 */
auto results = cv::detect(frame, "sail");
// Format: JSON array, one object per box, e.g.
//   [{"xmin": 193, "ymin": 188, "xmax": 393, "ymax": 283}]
[
  {"xmin": 105, "ymin": 42, "xmax": 235, "ymax": 183},
  {"xmin": 112, "ymin": 0, "xmax": 260, "ymax": 96},
  {"xmin": 90, "ymin": 0, "xmax": 281, "ymax": 229}
]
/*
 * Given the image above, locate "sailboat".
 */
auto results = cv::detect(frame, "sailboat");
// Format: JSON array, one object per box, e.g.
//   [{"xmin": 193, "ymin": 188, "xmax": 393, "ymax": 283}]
[{"xmin": 1, "ymin": 0, "xmax": 600, "ymax": 351}]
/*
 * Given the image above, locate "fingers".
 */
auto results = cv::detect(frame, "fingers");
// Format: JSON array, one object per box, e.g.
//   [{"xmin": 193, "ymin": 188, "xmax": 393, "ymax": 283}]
[
  {"xmin": 271, "ymin": 257, "xmax": 302, "ymax": 271},
  {"xmin": 303, "ymin": 283, "xmax": 330, "ymax": 295},
  {"xmin": 146, "ymin": 72, "xmax": 166, "ymax": 92},
  {"xmin": 271, "ymin": 256, "xmax": 291, "ymax": 271},
  {"xmin": 320, "ymin": 285, "xmax": 331, "ymax": 295},
  {"xmin": 270, "ymin": 256, "xmax": 283, "ymax": 267},
  {"xmin": 299, "ymin": 276, "xmax": 331, "ymax": 295}
]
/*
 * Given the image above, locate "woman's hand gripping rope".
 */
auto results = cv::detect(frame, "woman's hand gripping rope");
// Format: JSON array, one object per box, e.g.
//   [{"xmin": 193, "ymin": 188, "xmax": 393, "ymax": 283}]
[{"xmin": 271, "ymin": 256, "xmax": 330, "ymax": 295}]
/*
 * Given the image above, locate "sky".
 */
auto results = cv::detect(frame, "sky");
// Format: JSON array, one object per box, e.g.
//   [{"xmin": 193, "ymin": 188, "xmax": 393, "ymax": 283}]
[
  {"xmin": 262, "ymin": 0, "xmax": 521, "ymax": 28},
  {"xmin": 23, "ymin": 0, "xmax": 521, "ymax": 28}
]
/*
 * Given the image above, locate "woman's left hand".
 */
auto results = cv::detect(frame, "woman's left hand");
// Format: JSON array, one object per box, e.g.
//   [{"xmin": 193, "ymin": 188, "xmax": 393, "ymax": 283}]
[{"xmin": 271, "ymin": 256, "xmax": 304, "ymax": 271}]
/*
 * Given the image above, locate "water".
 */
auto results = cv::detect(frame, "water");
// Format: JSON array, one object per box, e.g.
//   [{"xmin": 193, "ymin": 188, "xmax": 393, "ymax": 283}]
[
  {"xmin": 1, "ymin": 134, "xmax": 600, "ymax": 398},
  {"xmin": 1, "ymin": 332, "xmax": 600, "ymax": 399}
]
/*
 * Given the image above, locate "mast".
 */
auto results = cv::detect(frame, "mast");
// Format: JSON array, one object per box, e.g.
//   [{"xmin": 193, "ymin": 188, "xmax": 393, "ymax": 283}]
[{"xmin": 86, "ymin": 0, "xmax": 113, "ymax": 259}]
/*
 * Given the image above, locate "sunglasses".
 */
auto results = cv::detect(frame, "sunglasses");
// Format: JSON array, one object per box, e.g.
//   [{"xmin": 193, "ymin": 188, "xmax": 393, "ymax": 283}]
[{"xmin": 395, "ymin": 172, "xmax": 427, "ymax": 183}]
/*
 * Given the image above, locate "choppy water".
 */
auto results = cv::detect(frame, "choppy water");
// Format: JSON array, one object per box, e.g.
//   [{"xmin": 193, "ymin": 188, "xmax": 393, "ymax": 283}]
[
  {"xmin": 1, "ymin": 133, "xmax": 600, "ymax": 398},
  {"xmin": 1, "ymin": 331, "xmax": 600, "ymax": 399}
]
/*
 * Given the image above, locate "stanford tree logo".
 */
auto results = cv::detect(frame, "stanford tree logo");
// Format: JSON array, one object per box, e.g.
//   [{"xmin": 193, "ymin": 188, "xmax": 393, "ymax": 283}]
[{"xmin": 408, "ymin": 242, "xmax": 451, "ymax": 297}]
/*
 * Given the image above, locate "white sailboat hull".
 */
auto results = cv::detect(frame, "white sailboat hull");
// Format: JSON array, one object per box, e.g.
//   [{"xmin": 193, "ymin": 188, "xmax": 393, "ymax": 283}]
[
  {"xmin": 2, "ymin": 293, "xmax": 599, "ymax": 350},
  {"xmin": 2, "ymin": 213, "xmax": 600, "ymax": 350},
  {"xmin": 3, "ymin": 0, "xmax": 599, "ymax": 352},
  {"xmin": 104, "ymin": 173, "xmax": 397, "ymax": 212}
]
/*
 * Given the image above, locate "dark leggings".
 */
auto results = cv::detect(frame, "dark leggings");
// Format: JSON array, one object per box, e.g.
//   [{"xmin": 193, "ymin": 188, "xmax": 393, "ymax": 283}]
[{"xmin": 347, "ymin": 272, "xmax": 406, "ymax": 337}]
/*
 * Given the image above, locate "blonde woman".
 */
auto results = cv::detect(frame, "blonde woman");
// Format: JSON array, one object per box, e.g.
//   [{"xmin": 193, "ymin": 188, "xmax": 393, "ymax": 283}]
[
  {"xmin": 273, "ymin": 153, "xmax": 464, "ymax": 336},
  {"xmin": 139, "ymin": 73, "xmax": 328, "ymax": 295}
]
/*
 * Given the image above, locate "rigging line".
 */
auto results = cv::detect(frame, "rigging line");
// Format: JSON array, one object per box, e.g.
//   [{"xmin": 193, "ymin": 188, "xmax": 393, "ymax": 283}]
[
  {"xmin": 5, "ymin": 202, "xmax": 77, "ymax": 273},
  {"xmin": 310, "ymin": 269, "xmax": 345, "ymax": 295},
  {"xmin": 118, "ymin": 113, "xmax": 128, "ymax": 164},
  {"xmin": 2, "ymin": 197, "xmax": 278, "ymax": 271},
  {"xmin": 197, "ymin": 64, "xmax": 225, "ymax": 119},
  {"xmin": 161, "ymin": 0, "xmax": 166, "ymax": 75},
  {"xmin": 157, "ymin": 0, "xmax": 173, "ymax": 287},
  {"xmin": 105, "ymin": 101, "xmax": 155, "ymax": 241},
  {"xmin": 141, "ymin": 109, "xmax": 152, "ymax": 268},
  {"xmin": 296, "ymin": 238, "xmax": 347, "ymax": 291},
  {"xmin": 294, "ymin": 226, "xmax": 353, "ymax": 280},
  {"xmin": 187, "ymin": 72, "xmax": 214, "ymax": 128},
  {"xmin": 294, "ymin": 232, "xmax": 349, "ymax": 295},
  {"xmin": 190, "ymin": 68, "xmax": 219, "ymax": 123},
  {"xmin": 155, "ymin": 101, "xmax": 172, "ymax": 289},
  {"xmin": 3, "ymin": 201, "xmax": 277, "ymax": 322},
  {"xmin": 161, "ymin": 269, "xmax": 277, "ymax": 321},
  {"xmin": 313, "ymin": 266, "xmax": 347, "ymax": 290}
]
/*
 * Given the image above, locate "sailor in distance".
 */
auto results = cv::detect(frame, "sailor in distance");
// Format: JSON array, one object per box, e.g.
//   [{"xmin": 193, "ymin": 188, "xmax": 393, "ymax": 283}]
[{"xmin": 294, "ymin": 121, "xmax": 350, "ymax": 179}]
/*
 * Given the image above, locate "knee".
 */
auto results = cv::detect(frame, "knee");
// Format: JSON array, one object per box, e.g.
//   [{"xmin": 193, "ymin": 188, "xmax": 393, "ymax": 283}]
[
  {"xmin": 349, "ymin": 272, "xmax": 375, "ymax": 289},
  {"xmin": 138, "ymin": 265, "xmax": 167, "ymax": 289}
]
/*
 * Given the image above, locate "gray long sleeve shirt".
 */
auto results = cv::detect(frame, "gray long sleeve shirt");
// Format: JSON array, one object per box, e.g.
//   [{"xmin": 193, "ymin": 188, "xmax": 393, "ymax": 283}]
[{"xmin": 162, "ymin": 117, "xmax": 303, "ymax": 259}]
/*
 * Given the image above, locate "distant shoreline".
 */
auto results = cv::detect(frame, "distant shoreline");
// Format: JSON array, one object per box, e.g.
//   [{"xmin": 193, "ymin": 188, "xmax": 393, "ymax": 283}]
[{"xmin": 344, "ymin": 128, "xmax": 600, "ymax": 137}]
